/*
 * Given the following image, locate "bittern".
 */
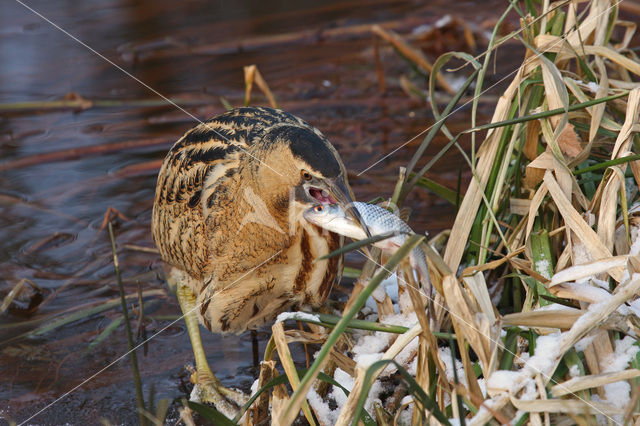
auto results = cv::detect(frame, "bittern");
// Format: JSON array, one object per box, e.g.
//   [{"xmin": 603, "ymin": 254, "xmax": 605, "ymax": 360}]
[{"xmin": 151, "ymin": 106, "xmax": 361, "ymax": 414}]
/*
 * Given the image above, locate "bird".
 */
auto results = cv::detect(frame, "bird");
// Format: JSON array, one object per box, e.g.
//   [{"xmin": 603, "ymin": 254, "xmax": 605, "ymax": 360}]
[{"xmin": 151, "ymin": 106, "xmax": 363, "ymax": 414}]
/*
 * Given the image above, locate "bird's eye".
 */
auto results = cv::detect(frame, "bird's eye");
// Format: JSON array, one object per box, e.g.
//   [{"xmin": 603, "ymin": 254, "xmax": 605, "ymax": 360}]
[
  {"xmin": 314, "ymin": 205, "xmax": 324, "ymax": 212},
  {"xmin": 301, "ymin": 170, "xmax": 312, "ymax": 181}
]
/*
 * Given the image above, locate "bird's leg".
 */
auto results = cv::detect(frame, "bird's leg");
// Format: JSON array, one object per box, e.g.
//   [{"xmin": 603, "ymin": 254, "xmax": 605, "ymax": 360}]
[{"xmin": 176, "ymin": 284, "xmax": 248, "ymax": 417}]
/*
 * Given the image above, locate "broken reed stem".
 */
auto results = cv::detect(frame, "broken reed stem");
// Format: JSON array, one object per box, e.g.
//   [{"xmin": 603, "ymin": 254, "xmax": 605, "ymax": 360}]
[
  {"xmin": 271, "ymin": 322, "xmax": 317, "ymax": 426},
  {"xmin": 108, "ymin": 222, "xmax": 146, "ymax": 426},
  {"xmin": 0, "ymin": 290, "xmax": 165, "ymax": 345},
  {"xmin": 0, "ymin": 96, "xmax": 216, "ymax": 112},
  {"xmin": 573, "ymin": 153, "xmax": 640, "ymax": 175}
]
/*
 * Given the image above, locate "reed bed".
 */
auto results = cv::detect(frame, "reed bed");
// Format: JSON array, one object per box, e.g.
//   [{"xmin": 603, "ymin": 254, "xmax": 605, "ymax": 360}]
[{"xmin": 196, "ymin": 0, "xmax": 640, "ymax": 424}]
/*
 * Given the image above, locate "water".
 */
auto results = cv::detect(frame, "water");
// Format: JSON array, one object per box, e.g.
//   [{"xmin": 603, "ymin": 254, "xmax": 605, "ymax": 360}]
[{"xmin": 0, "ymin": 0, "xmax": 513, "ymax": 423}]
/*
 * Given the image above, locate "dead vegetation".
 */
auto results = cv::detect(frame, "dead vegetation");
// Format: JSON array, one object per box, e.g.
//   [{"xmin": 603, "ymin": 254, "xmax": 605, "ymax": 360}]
[{"xmin": 224, "ymin": 1, "xmax": 640, "ymax": 424}]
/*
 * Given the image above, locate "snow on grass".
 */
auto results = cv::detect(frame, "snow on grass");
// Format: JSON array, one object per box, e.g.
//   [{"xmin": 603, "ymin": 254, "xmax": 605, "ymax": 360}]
[
  {"xmin": 591, "ymin": 336, "xmax": 638, "ymax": 426},
  {"xmin": 591, "ymin": 277, "xmax": 610, "ymax": 289},
  {"xmin": 524, "ymin": 332, "xmax": 563, "ymax": 376},
  {"xmin": 605, "ymin": 336, "xmax": 640, "ymax": 374},
  {"xmin": 550, "ymin": 257, "xmax": 627, "ymax": 286},
  {"xmin": 630, "ymin": 227, "xmax": 640, "ymax": 256},
  {"xmin": 275, "ymin": 311, "xmax": 320, "ymax": 323},
  {"xmin": 586, "ymin": 81, "xmax": 600, "ymax": 93},
  {"xmin": 572, "ymin": 240, "xmax": 594, "ymax": 265},
  {"xmin": 486, "ymin": 370, "xmax": 522, "ymax": 393},
  {"xmin": 629, "ymin": 298, "xmax": 640, "ymax": 318},
  {"xmin": 365, "ymin": 274, "xmax": 399, "ymax": 311},
  {"xmin": 307, "ymin": 387, "xmax": 338, "ymax": 425},
  {"xmin": 569, "ymin": 364, "xmax": 581, "ymax": 377},
  {"xmin": 562, "ymin": 281, "xmax": 612, "ymax": 303},
  {"xmin": 396, "ymin": 395, "xmax": 414, "ymax": 425},
  {"xmin": 574, "ymin": 333, "xmax": 597, "ymax": 352},
  {"xmin": 566, "ymin": 77, "xmax": 600, "ymax": 94},
  {"xmin": 352, "ymin": 312, "xmax": 419, "ymax": 372},
  {"xmin": 307, "ymin": 368, "xmax": 362, "ymax": 425},
  {"xmin": 331, "ymin": 368, "xmax": 354, "ymax": 411},
  {"xmin": 536, "ymin": 302, "xmax": 580, "ymax": 312},
  {"xmin": 535, "ymin": 259, "xmax": 552, "ymax": 279},
  {"xmin": 600, "ymin": 337, "xmax": 639, "ymax": 415},
  {"xmin": 439, "ymin": 347, "xmax": 468, "ymax": 387},
  {"xmin": 311, "ymin": 311, "xmax": 420, "ymax": 423},
  {"xmin": 328, "ymin": 368, "xmax": 385, "ymax": 421}
]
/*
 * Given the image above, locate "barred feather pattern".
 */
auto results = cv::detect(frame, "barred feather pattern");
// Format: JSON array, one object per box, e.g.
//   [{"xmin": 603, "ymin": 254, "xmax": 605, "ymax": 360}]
[{"xmin": 152, "ymin": 107, "xmax": 343, "ymax": 333}]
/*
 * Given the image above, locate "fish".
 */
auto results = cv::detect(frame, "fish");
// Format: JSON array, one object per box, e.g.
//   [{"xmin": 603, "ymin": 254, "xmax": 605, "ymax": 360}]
[{"xmin": 303, "ymin": 201, "xmax": 430, "ymax": 286}]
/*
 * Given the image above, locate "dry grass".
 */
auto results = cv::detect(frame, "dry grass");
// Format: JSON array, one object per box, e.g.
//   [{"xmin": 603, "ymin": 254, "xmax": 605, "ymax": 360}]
[{"xmin": 224, "ymin": 1, "xmax": 640, "ymax": 424}]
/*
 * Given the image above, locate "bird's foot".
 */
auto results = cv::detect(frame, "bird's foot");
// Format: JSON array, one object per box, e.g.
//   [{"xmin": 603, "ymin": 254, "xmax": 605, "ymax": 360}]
[{"xmin": 190, "ymin": 370, "xmax": 249, "ymax": 419}]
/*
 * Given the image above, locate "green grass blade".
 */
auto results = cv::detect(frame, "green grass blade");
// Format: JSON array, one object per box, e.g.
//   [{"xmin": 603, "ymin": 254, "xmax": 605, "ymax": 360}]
[
  {"xmin": 530, "ymin": 231, "xmax": 554, "ymax": 306},
  {"xmin": 402, "ymin": 64, "xmax": 479, "ymax": 189},
  {"xmin": 465, "ymin": 91, "xmax": 629, "ymax": 133},
  {"xmin": 108, "ymin": 223, "xmax": 146, "ymax": 425},
  {"xmin": 403, "ymin": 134, "xmax": 462, "ymax": 201},
  {"xmin": 280, "ymin": 234, "xmax": 425, "ymax": 425},
  {"xmin": 188, "ymin": 401, "xmax": 235, "ymax": 425},
  {"xmin": 343, "ymin": 266, "xmax": 362, "ymax": 279},
  {"xmin": 409, "ymin": 170, "xmax": 458, "ymax": 205},
  {"xmin": 574, "ymin": 153, "xmax": 640, "ymax": 175},
  {"xmin": 83, "ymin": 315, "xmax": 124, "ymax": 354},
  {"xmin": 232, "ymin": 369, "xmax": 375, "ymax": 425},
  {"xmin": 352, "ymin": 359, "xmax": 450, "ymax": 426}
]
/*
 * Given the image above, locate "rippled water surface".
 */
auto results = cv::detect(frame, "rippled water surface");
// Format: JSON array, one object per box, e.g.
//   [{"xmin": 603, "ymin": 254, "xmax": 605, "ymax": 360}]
[{"xmin": 0, "ymin": 0, "xmax": 530, "ymax": 423}]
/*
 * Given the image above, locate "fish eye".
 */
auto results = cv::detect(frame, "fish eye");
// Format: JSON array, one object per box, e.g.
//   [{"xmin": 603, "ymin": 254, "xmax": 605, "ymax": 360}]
[
  {"xmin": 314, "ymin": 205, "xmax": 324, "ymax": 212},
  {"xmin": 301, "ymin": 170, "xmax": 312, "ymax": 181}
]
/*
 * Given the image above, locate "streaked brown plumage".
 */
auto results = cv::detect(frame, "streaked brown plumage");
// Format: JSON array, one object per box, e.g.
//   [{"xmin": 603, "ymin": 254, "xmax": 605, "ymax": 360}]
[{"xmin": 151, "ymin": 106, "xmax": 358, "ymax": 411}]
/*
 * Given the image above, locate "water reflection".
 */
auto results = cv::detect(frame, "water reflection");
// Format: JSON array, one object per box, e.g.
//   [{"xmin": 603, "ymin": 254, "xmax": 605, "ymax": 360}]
[{"xmin": 0, "ymin": 0, "xmax": 511, "ymax": 423}]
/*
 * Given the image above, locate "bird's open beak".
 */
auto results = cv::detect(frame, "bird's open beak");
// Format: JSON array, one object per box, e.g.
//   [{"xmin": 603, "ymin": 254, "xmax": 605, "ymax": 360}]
[{"xmin": 325, "ymin": 177, "xmax": 372, "ymax": 238}]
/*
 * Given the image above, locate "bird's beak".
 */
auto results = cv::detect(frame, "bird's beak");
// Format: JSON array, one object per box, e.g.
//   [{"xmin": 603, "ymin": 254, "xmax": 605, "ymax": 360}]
[{"xmin": 325, "ymin": 177, "xmax": 372, "ymax": 238}]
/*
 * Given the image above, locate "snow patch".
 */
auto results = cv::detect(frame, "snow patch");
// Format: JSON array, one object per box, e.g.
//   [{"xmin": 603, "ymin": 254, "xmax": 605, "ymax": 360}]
[
  {"xmin": 307, "ymin": 387, "xmax": 338, "ymax": 425},
  {"xmin": 630, "ymin": 226, "xmax": 640, "ymax": 256},
  {"xmin": 439, "ymin": 347, "xmax": 468, "ymax": 386},
  {"xmin": 569, "ymin": 364, "xmax": 581, "ymax": 377},
  {"xmin": 535, "ymin": 259, "xmax": 552, "ymax": 279},
  {"xmin": 575, "ymin": 334, "xmax": 596, "ymax": 352},
  {"xmin": 573, "ymin": 240, "xmax": 594, "ymax": 265},
  {"xmin": 487, "ymin": 370, "xmax": 521, "ymax": 392},
  {"xmin": 563, "ymin": 282, "xmax": 611, "ymax": 303},
  {"xmin": 524, "ymin": 332, "xmax": 562, "ymax": 376},
  {"xmin": 586, "ymin": 81, "xmax": 600, "ymax": 94},
  {"xmin": 275, "ymin": 311, "xmax": 319, "ymax": 323},
  {"xmin": 629, "ymin": 298, "xmax": 640, "ymax": 318}
]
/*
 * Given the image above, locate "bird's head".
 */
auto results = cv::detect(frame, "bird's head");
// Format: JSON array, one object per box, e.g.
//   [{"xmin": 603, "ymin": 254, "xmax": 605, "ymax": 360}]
[{"xmin": 246, "ymin": 122, "xmax": 368, "ymax": 235}]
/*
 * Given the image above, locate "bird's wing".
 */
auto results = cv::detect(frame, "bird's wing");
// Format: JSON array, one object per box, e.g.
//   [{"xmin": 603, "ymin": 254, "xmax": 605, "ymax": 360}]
[
  {"xmin": 152, "ymin": 107, "xmax": 316, "ymax": 278},
  {"xmin": 151, "ymin": 118, "xmax": 249, "ymax": 278}
]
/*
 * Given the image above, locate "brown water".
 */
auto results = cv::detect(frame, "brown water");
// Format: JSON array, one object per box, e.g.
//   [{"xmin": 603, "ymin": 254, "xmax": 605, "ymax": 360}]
[{"xmin": 0, "ymin": 0, "xmax": 518, "ymax": 423}]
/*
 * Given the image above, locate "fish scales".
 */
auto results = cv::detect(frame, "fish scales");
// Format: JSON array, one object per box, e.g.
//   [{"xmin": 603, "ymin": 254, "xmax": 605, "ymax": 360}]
[{"xmin": 303, "ymin": 201, "xmax": 430, "ymax": 288}]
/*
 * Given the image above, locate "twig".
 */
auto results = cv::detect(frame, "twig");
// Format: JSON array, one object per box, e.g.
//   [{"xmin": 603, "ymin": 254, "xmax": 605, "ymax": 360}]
[
  {"xmin": 0, "ymin": 137, "xmax": 171, "ymax": 172},
  {"xmin": 108, "ymin": 222, "xmax": 147, "ymax": 426}
]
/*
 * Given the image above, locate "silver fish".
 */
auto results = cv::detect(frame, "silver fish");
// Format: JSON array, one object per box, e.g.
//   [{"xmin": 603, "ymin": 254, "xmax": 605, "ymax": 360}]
[{"xmin": 303, "ymin": 201, "xmax": 430, "ymax": 285}]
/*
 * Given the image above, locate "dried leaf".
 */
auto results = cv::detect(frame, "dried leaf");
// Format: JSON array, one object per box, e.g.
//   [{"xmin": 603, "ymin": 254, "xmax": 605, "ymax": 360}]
[
  {"xmin": 524, "ymin": 119, "xmax": 541, "ymax": 161},
  {"xmin": 557, "ymin": 123, "xmax": 583, "ymax": 157}
]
